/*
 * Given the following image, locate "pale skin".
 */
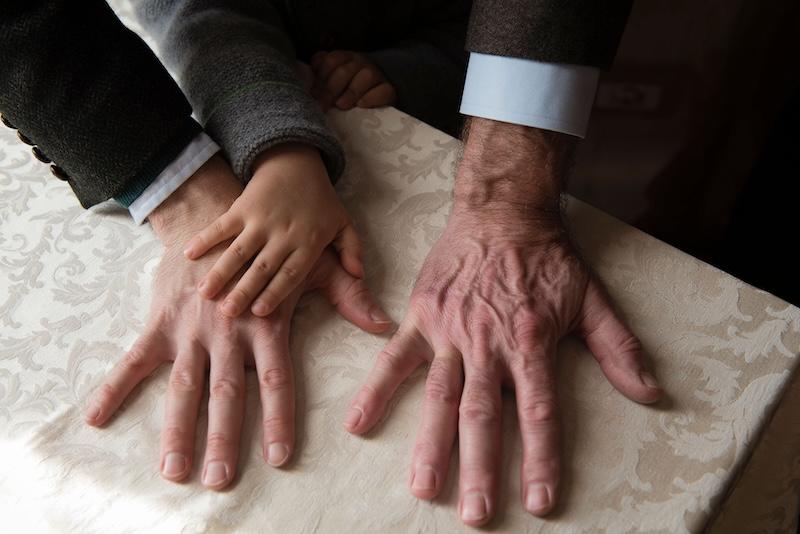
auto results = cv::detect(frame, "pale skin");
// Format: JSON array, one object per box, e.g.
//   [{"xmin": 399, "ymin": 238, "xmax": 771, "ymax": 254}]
[
  {"xmin": 184, "ymin": 143, "xmax": 370, "ymax": 319},
  {"xmin": 185, "ymin": 52, "xmax": 394, "ymax": 319},
  {"xmin": 344, "ymin": 117, "xmax": 664, "ymax": 525},
  {"xmin": 85, "ymin": 156, "xmax": 392, "ymax": 488}
]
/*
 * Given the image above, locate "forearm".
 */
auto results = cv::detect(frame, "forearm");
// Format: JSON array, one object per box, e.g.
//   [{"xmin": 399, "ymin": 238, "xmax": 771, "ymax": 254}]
[
  {"xmin": 134, "ymin": 0, "xmax": 344, "ymax": 182},
  {"xmin": 1, "ymin": 0, "xmax": 199, "ymax": 208},
  {"xmin": 454, "ymin": 117, "xmax": 576, "ymax": 220}
]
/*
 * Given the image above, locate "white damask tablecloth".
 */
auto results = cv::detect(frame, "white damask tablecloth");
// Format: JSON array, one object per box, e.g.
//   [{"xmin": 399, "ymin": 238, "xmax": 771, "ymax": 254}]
[{"xmin": 1, "ymin": 105, "xmax": 799, "ymax": 533}]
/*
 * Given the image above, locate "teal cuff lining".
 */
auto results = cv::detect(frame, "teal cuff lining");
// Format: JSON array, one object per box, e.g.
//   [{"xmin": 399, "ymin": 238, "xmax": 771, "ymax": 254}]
[{"xmin": 114, "ymin": 118, "xmax": 203, "ymax": 207}]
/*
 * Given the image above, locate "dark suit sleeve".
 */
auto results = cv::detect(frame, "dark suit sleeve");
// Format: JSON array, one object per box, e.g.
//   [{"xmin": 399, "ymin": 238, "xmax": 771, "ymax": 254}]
[
  {"xmin": 366, "ymin": 1, "xmax": 471, "ymax": 137},
  {"xmin": 465, "ymin": 0, "xmax": 633, "ymax": 69},
  {"xmin": 0, "ymin": 0, "xmax": 201, "ymax": 208}
]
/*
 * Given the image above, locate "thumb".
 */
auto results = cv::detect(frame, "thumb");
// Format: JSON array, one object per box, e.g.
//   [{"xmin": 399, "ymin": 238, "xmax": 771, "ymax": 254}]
[
  {"xmin": 309, "ymin": 249, "xmax": 392, "ymax": 334},
  {"xmin": 334, "ymin": 223, "xmax": 365, "ymax": 279},
  {"xmin": 576, "ymin": 278, "xmax": 664, "ymax": 404}
]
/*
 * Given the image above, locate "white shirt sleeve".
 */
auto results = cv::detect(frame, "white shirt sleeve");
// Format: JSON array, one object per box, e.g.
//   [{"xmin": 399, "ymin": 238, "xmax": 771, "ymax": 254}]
[
  {"xmin": 128, "ymin": 132, "xmax": 220, "ymax": 225},
  {"xmin": 459, "ymin": 52, "xmax": 600, "ymax": 138}
]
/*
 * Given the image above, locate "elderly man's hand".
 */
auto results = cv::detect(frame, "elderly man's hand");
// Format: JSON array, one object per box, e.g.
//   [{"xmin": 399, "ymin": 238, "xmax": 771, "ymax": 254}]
[
  {"xmin": 84, "ymin": 156, "xmax": 391, "ymax": 489},
  {"xmin": 344, "ymin": 118, "xmax": 664, "ymax": 525}
]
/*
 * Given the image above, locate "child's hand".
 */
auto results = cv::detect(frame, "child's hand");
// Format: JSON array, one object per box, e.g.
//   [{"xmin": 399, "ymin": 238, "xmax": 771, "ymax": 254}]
[
  {"xmin": 182, "ymin": 143, "xmax": 364, "ymax": 317},
  {"xmin": 310, "ymin": 50, "xmax": 396, "ymax": 111}
]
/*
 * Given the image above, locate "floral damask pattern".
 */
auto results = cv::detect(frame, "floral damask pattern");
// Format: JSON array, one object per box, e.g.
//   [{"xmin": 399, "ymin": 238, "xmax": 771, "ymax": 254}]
[{"xmin": 1, "ymin": 8, "xmax": 799, "ymax": 527}]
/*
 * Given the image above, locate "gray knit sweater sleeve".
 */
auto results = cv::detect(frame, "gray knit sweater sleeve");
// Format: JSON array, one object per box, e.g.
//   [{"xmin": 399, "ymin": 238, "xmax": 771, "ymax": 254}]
[{"xmin": 132, "ymin": 0, "xmax": 344, "ymax": 183}]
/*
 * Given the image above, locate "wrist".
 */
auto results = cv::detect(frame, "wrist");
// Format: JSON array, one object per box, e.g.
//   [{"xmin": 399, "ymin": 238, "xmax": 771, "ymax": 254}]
[
  {"xmin": 252, "ymin": 142, "xmax": 324, "ymax": 180},
  {"xmin": 149, "ymin": 155, "xmax": 243, "ymax": 246},
  {"xmin": 453, "ymin": 117, "xmax": 575, "ymax": 216}
]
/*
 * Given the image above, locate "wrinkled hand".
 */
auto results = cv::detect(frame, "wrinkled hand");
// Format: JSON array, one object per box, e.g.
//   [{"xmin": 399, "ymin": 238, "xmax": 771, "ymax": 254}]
[
  {"xmin": 84, "ymin": 157, "xmax": 391, "ymax": 489},
  {"xmin": 344, "ymin": 209, "xmax": 663, "ymax": 524},
  {"xmin": 310, "ymin": 50, "xmax": 396, "ymax": 111}
]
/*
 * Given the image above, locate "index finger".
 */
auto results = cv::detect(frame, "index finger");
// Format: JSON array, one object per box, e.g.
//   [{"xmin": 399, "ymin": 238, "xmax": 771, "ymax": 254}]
[{"xmin": 85, "ymin": 328, "xmax": 167, "ymax": 426}]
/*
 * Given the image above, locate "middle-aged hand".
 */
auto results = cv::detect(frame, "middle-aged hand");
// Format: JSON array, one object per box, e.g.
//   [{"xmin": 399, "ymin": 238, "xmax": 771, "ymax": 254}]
[
  {"xmin": 343, "ymin": 118, "xmax": 664, "ymax": 526},
  {"xmin": 84, "ymin": 156, "xmax": 391, "ymax": 489},
  {"xmin": 310, "ymin": 50, "xmax": 396, "ymax": 111}
]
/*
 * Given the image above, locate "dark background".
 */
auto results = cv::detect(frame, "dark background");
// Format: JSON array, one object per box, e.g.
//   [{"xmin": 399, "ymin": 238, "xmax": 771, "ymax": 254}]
[{"xmin": 570, "ymin": 0, "xmax": 800, "ymax": 306}]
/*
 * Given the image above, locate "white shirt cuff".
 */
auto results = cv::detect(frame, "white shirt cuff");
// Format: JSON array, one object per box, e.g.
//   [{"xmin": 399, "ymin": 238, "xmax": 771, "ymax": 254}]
[
  {"xmin": 459, "ymin": 52, "xmax": 600, "ymax": 138},
  {"xmin": 129, "ymin": 132, "xmax": 220, "ymax": 225}
]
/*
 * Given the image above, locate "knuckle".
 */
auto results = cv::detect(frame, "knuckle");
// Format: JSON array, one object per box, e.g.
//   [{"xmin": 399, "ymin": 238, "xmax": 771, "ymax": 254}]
[
  {"xmin": 424, "ymin": 369, "xmax": 459, "ymax": 407},
  {"xmin": 262, "ymin": 414, "xmax": 289, "ymax": 435},
  {"xmin": 279, "ymin": 265, "xmax": 301, "ymax": 283},
  {"xmin": 211, "ymin": 219, "xmax": 226, "ymax": 238},
  {"xmin": 377, "ymin": 347, "xmax": 405, "ymax": 372},
  {"xmin": 258, "ymin": 367, "xmax": 291, "ymax": 391},
  {"xmin": 229, "ymin": 242, "xmax": 246, "ymax": 260},
  {"xmin": 162, "ymin": 426, "xmax": 189, "ymax": 448},
  {"xmin": 206, "ymin": 431, "xmax": 233, "ymax": 453},
  {"xmin": 358, "ymin": 383, "xmax": 382, "ymax": 408},
  {"xmin": 169, "ymin": 368, "xmax": 200, "ymax": 393},
  {"xmin": 459, "ymin": 398, "xmax": 500, "ymax": 426},
  {"xmin": 617, "ymin": 332, "xmax": 644, "ymax": 356},
  {"xmin": 517, "ymin": 312, "xmax": 551, "ymax": 342},
  {"xmin": 519, "ymin": 399, "xmax": 558, "ymax": 425},
  {"xmin": 252, "ymin": 260, "xmax": 271, "ymax": 275},
  {"xmin": 96, "ymin": 383, "xmax": 120, "ymax": 406},
  {"xmin": 209, "ymin": 377, "xmax": 244, "ymax": 400},
  {"xmin": 121, "ymin": 349, "xmax": 150, "ymax": 373}
]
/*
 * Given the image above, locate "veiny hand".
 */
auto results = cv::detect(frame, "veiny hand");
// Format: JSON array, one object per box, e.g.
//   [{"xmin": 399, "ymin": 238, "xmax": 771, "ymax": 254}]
[
  {"xmin": 183, "ymin": 143, "xmax": 367, "ymax": 318},
  {"xmin": 85, "ymin": 156, "xmax": 391, "ymax": 490},
  {"xmin": 310, "ymin": 50, "xmax": 396, "ymax": 111},
  {"xmin": 343, "ymin": 119, "xmax": 664, "ymax": 526}
]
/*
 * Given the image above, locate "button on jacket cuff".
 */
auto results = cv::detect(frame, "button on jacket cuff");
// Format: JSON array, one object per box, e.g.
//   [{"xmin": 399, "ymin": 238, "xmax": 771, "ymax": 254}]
[
  {"xmin": 459, "ymin": 53, "xmax": 600, "ymax": 138},
  {"xmin": 127, "ymin": 132, "xmax": 220, "ymax": 225}
]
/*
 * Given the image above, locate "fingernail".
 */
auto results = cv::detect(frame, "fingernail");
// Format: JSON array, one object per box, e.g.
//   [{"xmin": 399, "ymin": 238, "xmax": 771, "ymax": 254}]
[
  {"xmin": 162, "ymin": 452, "xmax": 187, "ymax": 478},
  {"xmin": 85, "ymin": 404, "xmax": 100, "ymax": 423},
  {"xmin": 344, "ymin": 407, "xmax": 363, "ymax": 430},
  {"xmin": 412, "ymin": 465, "xmax": 436, "ymax": 493},
  {"xmin": 203, "ymin": 461, "xmax": 228, "ymax": 487},
  {"xmin": 183, "ymin": 248, "xmax": 193, "ymax": 258},
  {"xmin": 525, "ymin": 483, "xmax": 551, "ymax": 515},
  {"xmin": 369, "ymin": 306, "xmax": 392, "ymax": 324},
  {"xmin": 198, "ymin": 280, "xmax": 208, "ymax": 293},
  {"xmin": 640, "ymin": 371, "xmax": 659, "ymax": 389},
  {"xmin": 222, "ymin": 300, "xmax": 238, "ymax": 316},
  {"xmin": 266, "ymin": 443, "xmax": 290, "ymax": 467},
  {"xmin": 461, "ymin": 492, "xmax": 488, "ymax": 522}
]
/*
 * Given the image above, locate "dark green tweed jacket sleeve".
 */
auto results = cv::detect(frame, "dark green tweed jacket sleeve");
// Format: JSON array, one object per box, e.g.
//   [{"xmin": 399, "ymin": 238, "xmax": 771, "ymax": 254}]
[
  {"xmin": 466, "ymin": 0, "xmax": 633, "ymax": 69},
  {"xmin": 0, "ymin": 0, "xmax": 202, "ymax": 208}
]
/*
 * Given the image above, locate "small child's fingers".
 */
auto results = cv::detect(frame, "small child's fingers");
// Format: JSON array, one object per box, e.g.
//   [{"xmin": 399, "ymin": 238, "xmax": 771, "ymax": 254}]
[
  {"xmin": 357, "ymin": 83, "xmax": 397, "ymax": 108},
  {"xmin": 184, "ymin": 213, "xmax": 241, "ymax": 260},
  {"xmin": 198, "ymin": 230, "xmax": 261, "ymax": 300},
  {"xmin": 334, "ymin": 224, "xmax": 364, "ymax": 279},
  {"xmin": 251, "ymin": 249, "xmax": 316, "ymax": 317},
  {"xmin": 310, "ymin": 51, "xmax": 328, "ymax": 72},
  {"xmin": 219, "ymin": 241, "xmax": 291, "ymax": 317},
  {"xmin": 312, "ymin": 50, "xmax": 353, "ymax": 81},
  {"xmin": 335, "ymin": 67, "xmax": 383, "ymax": 110},
  {"xmin": 322, "ymin": 60, "xmax": 362, "ymax": 106}
]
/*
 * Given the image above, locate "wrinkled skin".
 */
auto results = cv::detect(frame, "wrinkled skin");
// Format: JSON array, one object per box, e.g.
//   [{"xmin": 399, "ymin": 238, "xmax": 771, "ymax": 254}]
[
  {"xmin": 345, "ymin": 209, "xmax": 663, "ymax": 525},
  {"xmin": 85, "ymin": 157, "xmax": 391, "ymax": 489}
]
